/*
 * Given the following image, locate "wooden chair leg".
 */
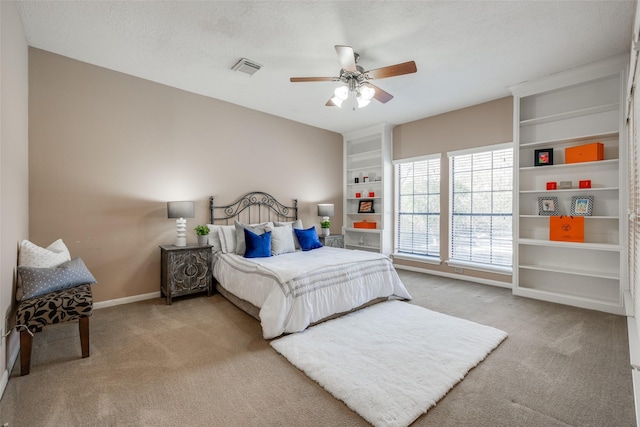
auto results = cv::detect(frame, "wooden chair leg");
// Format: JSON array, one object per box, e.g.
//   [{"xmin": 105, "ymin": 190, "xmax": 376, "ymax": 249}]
[
  {"xmin": 79, "ymin": 317, "xmax": 90, "ymax": 358},
  {"xmin": 20, "ymin": 329, "xmax": 33, "ymax": 376}
]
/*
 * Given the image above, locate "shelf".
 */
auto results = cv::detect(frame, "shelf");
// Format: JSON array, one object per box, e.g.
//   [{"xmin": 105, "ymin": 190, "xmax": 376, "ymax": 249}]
[
  {"xmin": 518, "ymin": 238, "xmax": 620, "ymax": 251},
  {"xmin": 519, "ymin": 187, "xmax": 619, "ymax": 194},
  {"xmin": 520, "ymin": 103, "xmax": 618, "ymax": 127},
  {"xmin": 519, "ymin": 131, "xmax": 618, "ymax": 149},
  {"xmin": 519, "ymin": 264, "xmax": 619, "ymax": 280},
  {"xmin": 347, "ymin": 148, "xmax": 382, "ymax": 159},
  {"xmin": 519, "ymin": 158, "xmax": 618, "ymax": 172},
  {"xmin": 344, "ymin": 227, "xmax": 381, "ymax": 234},
  {"xmin": 345, "ymin": 244, "xmax": 381, "ymax": 252},
  {"xmin": 519, "ymin": 215, "xmax": 619, "ymax": 220},
  {"xmin": 347, "ymin": 181, "xmax": 382, "ymax": 187}
]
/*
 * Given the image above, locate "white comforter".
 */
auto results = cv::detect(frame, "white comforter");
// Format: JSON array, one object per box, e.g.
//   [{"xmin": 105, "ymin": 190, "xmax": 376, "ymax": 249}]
[{"xmin": 213, "ymin": 247, "xmax": 411, "ymax": 338}]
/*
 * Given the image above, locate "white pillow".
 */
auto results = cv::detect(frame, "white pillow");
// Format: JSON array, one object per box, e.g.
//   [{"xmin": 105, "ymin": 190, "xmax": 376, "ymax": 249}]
[
  {"xmin": 268, "ymin": 224, "xmax": 296, "ymax": 256},
  {"xmin": 219, "ymin": 226, "xmax": 237, "ymax": 254},
  {"xmin": 17, "ymin": 239, "xmax": 71, "ymax": 301},
  {"xmin": 275, "ymin": 220, "xmax": 304, "ymax": 249},
  {"xmin": 206, "ymin": 224, "xmax": 233, "ymax": 253}
]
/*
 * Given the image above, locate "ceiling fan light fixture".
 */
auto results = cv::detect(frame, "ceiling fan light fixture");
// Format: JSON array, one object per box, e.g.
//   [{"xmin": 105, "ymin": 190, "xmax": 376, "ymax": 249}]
[
  {"xmin": 356, "ymin": 94, "xmax": 371, "ymax": 108},
  {"xmin": 360, "ymin": 85, "xmax": 375, "ymax": 100},
  {"xmin": 334, "ymin": 85, "xmax": 349, "ymax": 100}
]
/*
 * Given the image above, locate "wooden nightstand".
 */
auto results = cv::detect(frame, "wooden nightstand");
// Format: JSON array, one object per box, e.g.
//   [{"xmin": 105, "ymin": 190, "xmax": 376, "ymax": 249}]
[
  {"xmin": 160, "ymin": 244, "xmax": 212, "ymax": 305},
  {"xmin": 319, "ymin": 234, "xmax": 344, "ymax": 248}
]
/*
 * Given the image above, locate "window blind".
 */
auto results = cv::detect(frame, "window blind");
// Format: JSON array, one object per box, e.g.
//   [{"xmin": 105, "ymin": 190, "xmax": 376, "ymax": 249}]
[
  {"xmin": 394, "ymin": 156, "xmax": 440, "ymax": 257},
  {"xmin": 449, "ymin": 147, "xmax": 513, "ymax": 268}
]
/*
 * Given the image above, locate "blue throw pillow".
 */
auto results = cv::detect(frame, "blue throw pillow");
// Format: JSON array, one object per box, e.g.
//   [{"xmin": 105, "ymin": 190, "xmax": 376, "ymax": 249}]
[
  {"xmin": 18, "ymin": 257, "xmax": 97, "ymax": 301},
  {"xmin": 294, "ymin": 227, "xmax": 323, "ymax": 251},
  {"xmin": 244, "ymin": 228, "xmax": 272, "ymax": 258}
]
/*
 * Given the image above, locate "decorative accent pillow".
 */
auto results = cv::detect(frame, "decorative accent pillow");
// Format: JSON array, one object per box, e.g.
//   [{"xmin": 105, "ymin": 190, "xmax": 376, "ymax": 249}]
[
  {"xmin": 275, "ymin": 220, "xmax": 304, "ymax": 249},
  {"xmin": 17, "ymin": 239, "xmax": 71, "ymax": 301},
  {"xmin": 18, "ymin": 257, "xmax": 97, "ymax": 301},
  {"xmin": 244, "ymin": 229, "xmax": 272, "ymax": 258},
  {"xmin": 234, "ymin": 221, "xmax": 272, "ymax": 256},
  {"xmin": 294, "ymin": 227, "xmax": 323, "ymax": 251},
  {"xmin": 267, "ymin": 224, "xmax": 296, "ymax": 256}
]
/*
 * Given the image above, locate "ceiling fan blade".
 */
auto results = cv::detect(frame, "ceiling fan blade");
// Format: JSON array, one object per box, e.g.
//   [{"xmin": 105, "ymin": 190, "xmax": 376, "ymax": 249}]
[
  {"xmin": 364, "ymin": 83, "xmax": 394, "ymax": 103},
  {"xmin": 365, "ymin": 61, "xmax": 417, "ymax": 79},
  {"xmin": 335, "ymin": 45, "xmax": 357, "ymax": 72},
  {"xmin": 326, "ymin": 97, "xmax": 338, "ymax": 107},
  {"xmin": 290, "ymin": 77, "xmax": 336, "ymax": 82}
]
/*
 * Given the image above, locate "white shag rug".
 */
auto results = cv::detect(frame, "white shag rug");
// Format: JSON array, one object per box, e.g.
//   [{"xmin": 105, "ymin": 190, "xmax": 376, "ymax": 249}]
[{"xmin": 270, "ymin": 300, "xmax": 507, "ymax": 427}]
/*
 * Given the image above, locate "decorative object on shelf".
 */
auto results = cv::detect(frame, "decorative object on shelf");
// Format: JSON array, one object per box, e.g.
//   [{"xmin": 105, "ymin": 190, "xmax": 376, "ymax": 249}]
[
  {"xmin": 538, "ymin": 196, "xmax": 559, "ymax": 216},
  {"xmin": 194, "ymin": 225, "xmax": 210, "ymax": 245},
  {"xmin": 167, "ymin": 201, "xmax": 195, "ymax": 247},
  {"xmin": 369, "ymin": 172, "xmax": 376, "ymax": 181},
  {"xmin": 363, "ymin": 176, "xmax": 369, "ymax": 183},
  {"xmin": 565, "ymin": 142, "xmax": 604, "ymax": 164},
  {"xmin": 550, "ymin": 215, "xmax": 585, "ymax": 242},
  {"xmin": 355, "ymin": 192, "xmax": 361, "ymax": 198},
  {"xmin": 317, "ymin": 203, "xmax": 334, "ymax": 237},
  {"xmin": 559, "ymin": 181, "xmax": 572, "ymax": 189},
  {"xmin": 368, "ymin": 191, "xmax": 375, "ymax": 197},
  {"xmin": 358, "ymin": 199, "xmax": 375, "ymax": 213},
  {"xmin": 354, "ymin": 177, "xmax": 359, "ymax": 183},
  {"xmin": 354, "ymin": 220, "xmax": 376, "ymax": 229},
  {"xmin": 579, "ymin": 180, "xmax": 592, "ymax": 188},
  {"xmin": 534, "ymin": 148, "xmax": 553, "ymax": 166},
  {"xmin": 546, "ymin": 182, "xmax": 557, "ymax": 190},
  {"xmin": 569, "ymin": 195, "xmax": 594, "ymax": 216}
]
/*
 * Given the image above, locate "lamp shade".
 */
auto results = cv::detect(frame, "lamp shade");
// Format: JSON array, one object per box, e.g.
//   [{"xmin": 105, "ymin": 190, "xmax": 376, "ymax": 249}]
[
  {"xmin": 317, "ymin": 204, "xmax": 334, "ymax": 218},
  {"xmin": 167, "ymin": 201, "xmax": 195, "ymax": 219}
]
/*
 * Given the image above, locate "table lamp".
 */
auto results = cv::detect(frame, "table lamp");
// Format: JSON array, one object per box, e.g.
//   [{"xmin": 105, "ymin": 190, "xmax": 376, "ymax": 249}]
[{"xmin": 167, "ymin": 201, "xmax": 195, "ymax": 246}]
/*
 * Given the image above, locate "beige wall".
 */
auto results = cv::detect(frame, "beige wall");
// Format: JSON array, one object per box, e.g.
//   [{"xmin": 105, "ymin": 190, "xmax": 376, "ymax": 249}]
[
  {"xmin": 393, "ymin": 97, "xmax": 513, "ymax": 284},
  {"xmin": 28, "ymin": 48, "xmax": 343, "ymax": 304},
  {"xmin": 1, "ymin": 1, "xmax": 30, "ymax": 392}
]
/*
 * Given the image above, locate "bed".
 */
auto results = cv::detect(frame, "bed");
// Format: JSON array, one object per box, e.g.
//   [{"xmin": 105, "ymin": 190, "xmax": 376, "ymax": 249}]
[{"xmin": 208, "ymin": 191, "xmax": 411, "ymax": 339}]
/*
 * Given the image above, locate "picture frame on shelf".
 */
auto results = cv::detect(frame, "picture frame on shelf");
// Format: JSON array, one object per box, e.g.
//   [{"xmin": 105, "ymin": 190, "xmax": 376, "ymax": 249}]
[
  {"xmin": 534, "ymin": 148, "xmax": 554, "ymax": 166},
  {"xmin": 569, "ymin": 195, "xmax": 594, "ymax": 216},
  {"xmin": 538, "ymin": 196, "xmax": 559, "ymax": 216},
  {"xmin": 358, "ymin": 199, "xmax": 375, "ymax": 213}
]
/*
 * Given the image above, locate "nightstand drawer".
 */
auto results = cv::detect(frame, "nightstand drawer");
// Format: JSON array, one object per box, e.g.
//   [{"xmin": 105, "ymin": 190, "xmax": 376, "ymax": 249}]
[{"xmin": 319, "ymin": 234, "xmax": 344, "ymax": 249}]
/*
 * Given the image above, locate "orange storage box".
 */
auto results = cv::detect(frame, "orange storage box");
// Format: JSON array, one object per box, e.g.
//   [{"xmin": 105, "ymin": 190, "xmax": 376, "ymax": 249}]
[
  {"xmin": 354, "ymin": 221, "xmax": 376, "ymax": 229},
  {"xmin": 565, "ymin": 142, "xmax": 604, "ymax": 164}
]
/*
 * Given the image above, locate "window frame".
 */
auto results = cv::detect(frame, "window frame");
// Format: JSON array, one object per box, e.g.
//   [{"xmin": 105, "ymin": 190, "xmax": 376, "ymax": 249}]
[
  {"xmin": 447, "ymin": 142, "xmax": 514, "ymax": 275},
  {"xmin": 392, "ymin": 153, "xmax": 442, "ymax": 263}
]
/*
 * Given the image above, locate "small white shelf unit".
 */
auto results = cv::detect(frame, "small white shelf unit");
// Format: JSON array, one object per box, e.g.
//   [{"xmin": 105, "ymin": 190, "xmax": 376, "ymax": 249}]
[
  {"xmin": 510, "ymin": 55, "xmax": 627, "ymax": 315},
  {"xmin": 343, "ymin": 123, "xmax": 393, "ymax": 254}
]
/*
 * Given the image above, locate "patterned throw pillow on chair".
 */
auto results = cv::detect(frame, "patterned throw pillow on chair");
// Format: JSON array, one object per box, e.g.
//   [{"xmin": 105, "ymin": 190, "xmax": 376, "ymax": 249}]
[
  {"xmin": 16, "ymin": 239, "xmax": 71, "ymax": 301},
  {"xmin": 18, "ymin": 258, "xmax": 97, "ymax": 301}
]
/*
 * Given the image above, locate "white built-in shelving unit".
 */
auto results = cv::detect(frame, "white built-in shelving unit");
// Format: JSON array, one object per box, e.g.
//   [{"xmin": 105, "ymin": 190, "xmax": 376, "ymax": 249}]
[
  {"xmin": 343, "ymin": 123, "xmax": 393, "ymax": 255},
  {"xmin": 510, "ymin": 55, "xmax": 627, "ymax": 315}
]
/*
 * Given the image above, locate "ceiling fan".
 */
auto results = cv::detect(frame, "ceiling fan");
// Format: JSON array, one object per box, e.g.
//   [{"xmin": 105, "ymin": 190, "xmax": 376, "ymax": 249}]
[{"xmin": 290, "ymin": 45, "xmax": 417, "ymax": 108}]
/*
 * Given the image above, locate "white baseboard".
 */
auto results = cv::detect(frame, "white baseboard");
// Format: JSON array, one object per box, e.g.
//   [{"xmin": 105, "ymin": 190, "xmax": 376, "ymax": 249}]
[
  {"xmin": 1, "ymin": 331, "xmax": 20, "ymax": 400},
  {"xmin": 93, "ymin": 291, "xmax": 160, "ymax": 310},
  {"xmin": 393, "ymin": 263, "xmax": 513, "ymax": 289}
]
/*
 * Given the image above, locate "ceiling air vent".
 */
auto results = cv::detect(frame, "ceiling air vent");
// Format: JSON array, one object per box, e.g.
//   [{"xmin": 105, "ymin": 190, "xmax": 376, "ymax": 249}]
[{"xmin": 231, "ymin": 58, "xmax": 262, "ymax": 76}]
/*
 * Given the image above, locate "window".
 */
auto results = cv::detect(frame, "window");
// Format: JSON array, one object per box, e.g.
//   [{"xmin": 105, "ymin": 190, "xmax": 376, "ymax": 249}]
[
  {"xmin": 448, "ymin": 144, "xmax": 513, "ymax": 272},
  {"xmin": 394, "ymin": 155, "xmax": 441, "ymax": 259}
]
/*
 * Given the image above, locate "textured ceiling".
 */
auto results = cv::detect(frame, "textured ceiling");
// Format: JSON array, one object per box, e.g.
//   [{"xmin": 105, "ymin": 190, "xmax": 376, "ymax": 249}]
[{"xmin": 16, "ymin": 1, "xmax": 636, "ymax": 134}]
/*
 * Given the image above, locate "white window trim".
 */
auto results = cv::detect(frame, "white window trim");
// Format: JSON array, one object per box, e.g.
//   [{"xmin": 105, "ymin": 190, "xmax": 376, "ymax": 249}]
[
  {"xmin": 394, "ymin": 153, "xmax": 442, "ymax": 259},
  {"xmin": 445, "ymin": 259, "xmax": 512, "ymax": 275},
  {"xmin": 447, "ymin": 142, "xmax": 514, "ymax": 158},
  {"xmin": 447, "ymin": 144, "xmax": 514, "ymax": 270},
  {"xmin": 393, "ymin": 153, "xmax": 441, "ymax": 165},
  {"xmin": 393, "ymin": 253, "xmax": 442, "ymax": 265}
]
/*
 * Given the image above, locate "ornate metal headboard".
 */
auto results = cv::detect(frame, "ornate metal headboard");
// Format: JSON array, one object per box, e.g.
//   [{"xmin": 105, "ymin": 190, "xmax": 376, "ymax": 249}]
[{"xmin": 209, "ymin": 191, "xmax": 298, "ymax": 224}]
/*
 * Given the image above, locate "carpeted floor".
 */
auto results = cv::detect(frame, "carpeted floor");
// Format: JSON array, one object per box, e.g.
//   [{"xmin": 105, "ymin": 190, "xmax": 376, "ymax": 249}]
[{"xmin": 0, "ymin": 270, "xmax": 636, "ymax": 426}]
